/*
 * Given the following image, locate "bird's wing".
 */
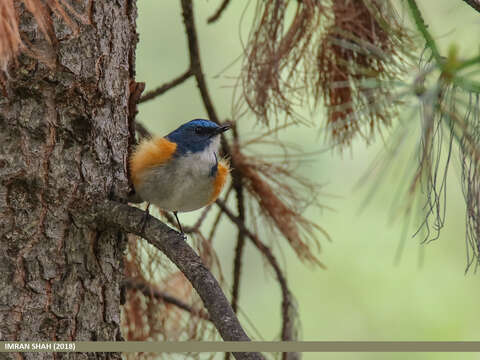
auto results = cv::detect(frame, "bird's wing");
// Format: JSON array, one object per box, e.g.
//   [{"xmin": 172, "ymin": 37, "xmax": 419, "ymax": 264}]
[{"xmin": 130, "ymin": 137, "xmax": 177, "ymax": 186}]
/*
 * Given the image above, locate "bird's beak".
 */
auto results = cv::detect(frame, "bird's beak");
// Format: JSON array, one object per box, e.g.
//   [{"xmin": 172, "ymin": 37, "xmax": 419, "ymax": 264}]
[{"xmin": 214, "ymin": 123, "xmax": 231, "ymax": 135}]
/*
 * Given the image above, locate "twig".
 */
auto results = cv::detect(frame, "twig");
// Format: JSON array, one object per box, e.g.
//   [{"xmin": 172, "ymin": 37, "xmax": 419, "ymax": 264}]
[
  {"xmin": 406, "ymin": 1, "xmax": 480, "ymax": 93},
  {"xmin": 231, "ymin": 210, "xmax": 246, "ymax": 313},
  {"xmin": 180, "ymin": 0, "xmax": 220, "ymax": 124},
  {"xmin": 226, "ymin": 241, "xmax": 246, "ymax": 360},
  {"xmin": 139, "ymin": 68, "xmax": 193, "ymax": 104},
  {"xmin": 94, "ymin": 200, "xmax": 264, "ymax": 360},
  {"xmin": 207, "ymin": 0, "xmax": 232, "ymax": 24},
  {"xmin": 208, "ymin": 208, "xmax": 224, "ymax": 241},
  {"xmin": 207, "ymin": 184, "xmax": 235, "ymax": 242},
  {"xmin": 226, "ymin": 167, "xmax": 247, "ymax": 360},
  {"xmin": 215, "ymin": 199, "xmax": 300, "ymax": 360},
  {"xmin": 462, "ymin": 0, "xmax": 480, "ymax": 13},
  {"xmin": 135, "ymin": 122, "xmax": 151, "ymax": 140},
  {"xmin": 223, "ymin": 116, "xmax": 247, "ymax": 360},
  {"xmin": 122, "ymin": 278, "xmax": 210, "ymax": 321},
  {"xmin": 180, "ymin": 0, "xmax": 235, "ymax": 177},
  {"xmin": 190, "ymin": 204, "xmax": 214, "ymax": 231},
  {"xmin": 406, "ymin": 0, "xmax": 442, "ymax": 64},
  {"xmin": 231, "ymin": 131, "xmax": 247, "ymax": 314},
  {"xmin": 179, "ymin": 0, "xmax": 244, "ymax": 303},
  {"xmin": 230, "ymin": 127, "xmax": 246, "ymax": 315}
]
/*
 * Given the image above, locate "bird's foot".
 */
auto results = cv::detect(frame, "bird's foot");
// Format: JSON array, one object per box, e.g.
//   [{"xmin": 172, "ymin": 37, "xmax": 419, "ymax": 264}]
[{"xmin": 173, "ymin": 211, "xmax": 184, "ymax": 232}]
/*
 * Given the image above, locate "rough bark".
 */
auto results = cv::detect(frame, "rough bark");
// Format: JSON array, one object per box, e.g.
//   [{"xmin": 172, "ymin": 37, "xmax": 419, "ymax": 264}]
[{"xmin": 0, "ymin": 1, "xmax": 137, "ymax": 358}]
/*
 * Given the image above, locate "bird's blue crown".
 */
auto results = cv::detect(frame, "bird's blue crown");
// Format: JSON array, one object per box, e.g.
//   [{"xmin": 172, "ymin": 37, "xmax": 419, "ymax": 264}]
[{"xmin": 166, "ymin": 119, "xmax": 223, "ymax": 154}]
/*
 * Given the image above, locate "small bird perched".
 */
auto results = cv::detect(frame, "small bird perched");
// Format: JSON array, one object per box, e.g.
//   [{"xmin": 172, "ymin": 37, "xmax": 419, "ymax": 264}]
[{"xmin": 129, "ymin": 119, "xmax": 231, "ymax": 232}]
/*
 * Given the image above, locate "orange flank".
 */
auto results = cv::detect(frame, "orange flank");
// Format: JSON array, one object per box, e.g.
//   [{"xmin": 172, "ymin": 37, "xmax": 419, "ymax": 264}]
[
  {"xmin": 209, "ymin": 160, "xmax": 230, "ymax": 204},
  {"xmin": 130, "ymin": 137, "xmax": 177, "ymax": 186}
]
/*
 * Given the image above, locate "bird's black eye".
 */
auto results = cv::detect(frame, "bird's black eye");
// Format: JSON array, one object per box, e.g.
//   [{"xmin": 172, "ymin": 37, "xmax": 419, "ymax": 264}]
[{"xmin": 194, "ymin": 126, "xmax": 202, "ymax": 134}]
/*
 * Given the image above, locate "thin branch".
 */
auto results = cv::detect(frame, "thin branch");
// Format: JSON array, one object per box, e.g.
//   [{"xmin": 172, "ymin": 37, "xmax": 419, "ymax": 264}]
[
  {"xmin": 222, "ymin": 119, "xmax": 247, "ymax": 360},
  {"xmin": 181, "ymin": 0, "xmax": 220, "ymax": 124},
  {"xmin": 215, "ymin": 199, "xmax": 300, "ymax": 360},
  {"xmin": 139, "ymin": 68, "xmax": 193, "ymax": 104},
  {"xmin": 208, "ymin": 208, "xmax": 225, "ymax": 241},
  {"xmin": 226, "ymin": 167, "xmax": 247, "ymax": 360},
  {"xmin": 406, "ymin": 0, "xmax": 442, "ymax": 64},
  {"xmin": 122, "ymin": 278, "xmax": 210, "ymax": 321},
  {"xmin": 461, "ymin": 0, "xmax": 480, "ymax": 13},
  {"xmin": 135, "ymin": 122, "xmax": 151, "ymax": 140},
  {"xmin": 230, "ymin": 128, "xmax": 247, "ymax": 315},
  {"xmin": 189, "ymin": 204, "xmax": 214, "ymax": 231},
  {"xmin": 207, "ymin": 0, "xmax": 232, "ymax": 24},
  {"xmin": 406, "ymin": 0, "xmax": 480, "ymax": 94},
  {"xmin": 456, "ymin": 54, "xmax": 480, "ymax": 72},
  {"xmin": 179, "ymin": 0, "xmax": 235, "ymax": 179},
  {"xmin": 231, "ymin": 202, "xmax": 246, "ymax": 314},
  {"xmin": 94, "ymin": 200, "xmax": 264, "ymax": 360}
]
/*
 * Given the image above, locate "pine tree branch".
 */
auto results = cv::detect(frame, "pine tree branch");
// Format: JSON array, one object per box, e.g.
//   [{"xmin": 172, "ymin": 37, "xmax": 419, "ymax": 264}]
[
  {"xmin": 407, "ymin": 0, "xmax": 480, "ymax": 93},
  {"xmin": 207, "ymin": 0, "xmax": 232, "ymax": 23},
  {"xmin": 135, "ymin": 122, "xmax": 151, "ymax": 139},
  {"xmin": 180, "ymin": 0, "xmax": 220, "ymax": 124},
  {"xmin": 406, "ymin": 0, "xmax": 442, "ymax": 64},
  {"xmin": 462, "ymin": 0, "xmax": 480, "ymax": 13},
  {"xmin": 179, "ymin": 3, "xmax": 250, "ymax": 330},
  {"xmin": 95, "ymin": 200, "xmax": 264, "ymax": 360},
  {"xmin": 139, "ymin": 68, "xmax": 193, "ymax": 103},
  {"xmin": 226, "ymin": 168, "xmax": 247, "ymax": 360},
  {"xmin": 179, "ymin": 0, "xmax": 235, "ymax": 178},
  {"xmin": 231, "ymin": 127, "xmax": 247, "ymax": 316}
]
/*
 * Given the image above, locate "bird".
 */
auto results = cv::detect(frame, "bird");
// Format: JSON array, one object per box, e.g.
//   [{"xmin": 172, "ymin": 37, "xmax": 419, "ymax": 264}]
[{"xmin": 129, "ymin": 119, "xmax": 231, "ymax": 233}]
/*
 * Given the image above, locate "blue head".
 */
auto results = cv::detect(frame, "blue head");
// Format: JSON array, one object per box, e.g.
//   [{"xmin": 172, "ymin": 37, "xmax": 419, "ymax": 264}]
[{"xmin": 166, "ymin": 119, "xmax": 230, "ymax": 154}]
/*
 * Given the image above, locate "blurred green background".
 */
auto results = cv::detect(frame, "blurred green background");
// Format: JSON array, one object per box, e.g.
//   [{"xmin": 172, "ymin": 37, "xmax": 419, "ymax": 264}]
[{"xmin": 134, "ymin": 1, "xmax": 480, "ymax": 359}]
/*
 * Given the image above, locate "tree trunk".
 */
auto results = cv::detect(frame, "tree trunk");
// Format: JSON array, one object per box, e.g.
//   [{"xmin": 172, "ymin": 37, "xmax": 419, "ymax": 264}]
[{"xmin": 0, "ymin": 0, "xmax": 137, "ymax": 356}]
